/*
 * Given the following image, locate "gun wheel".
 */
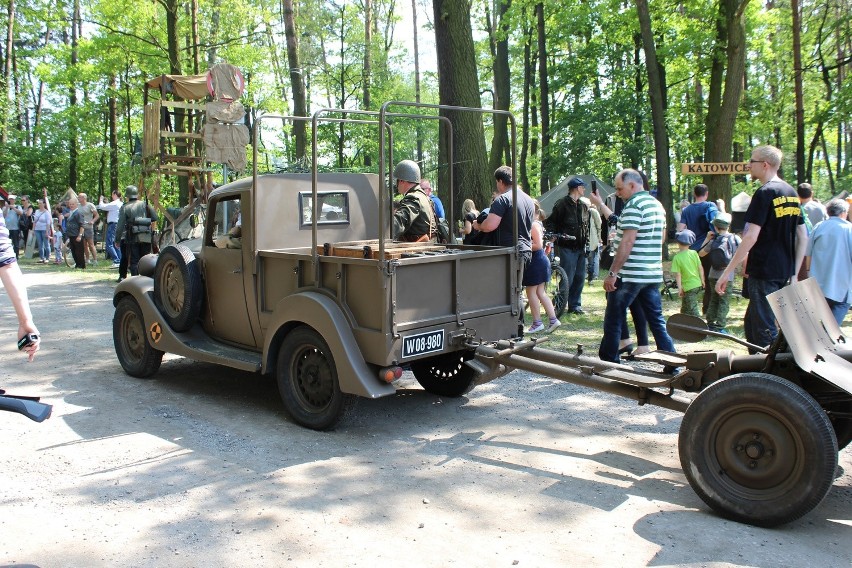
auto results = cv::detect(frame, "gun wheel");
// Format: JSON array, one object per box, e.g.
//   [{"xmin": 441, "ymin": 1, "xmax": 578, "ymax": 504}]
[{"xmin": 679, "ymin": 373, "xmax": 838, "ymax": 527}]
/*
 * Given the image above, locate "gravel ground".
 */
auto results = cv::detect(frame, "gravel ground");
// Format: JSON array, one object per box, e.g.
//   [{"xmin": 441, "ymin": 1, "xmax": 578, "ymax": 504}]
[{"xmin": 1, "ymin": 270, "xmax": 850, "ymax": 567}]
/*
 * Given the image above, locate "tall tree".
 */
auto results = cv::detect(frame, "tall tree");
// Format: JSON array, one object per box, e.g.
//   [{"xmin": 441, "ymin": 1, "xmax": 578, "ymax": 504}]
[
  {"xmin": 635, "ymin": 0, "xmax": 672, "ymax": 228},
  {"xmin": 535, "ymin": 2, "xmax": 550, "ymax": 194},
  {"xmin": 433, "ymin": 0, "xmax": 491, "ymax": 215},
  {"xmin": 283, "ymin": 0, "xmax": 307, "ymax": 162},
  {"xmin": 488, "ymin": 0, "xmax": 511, "ymax": 175},
  {"xmin": 703, "ymin": 0, "xmax": 750, "ymax": 204},
  {"xmin": 792, "ymin": 0, "xmax": 805, "ymax": 184}
]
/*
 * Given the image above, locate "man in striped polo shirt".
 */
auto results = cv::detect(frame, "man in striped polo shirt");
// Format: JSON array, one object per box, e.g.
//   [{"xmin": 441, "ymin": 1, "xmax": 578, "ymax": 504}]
[{"xmin": 598, "ymin": 169, "xmax": 675, "ymax": 363}]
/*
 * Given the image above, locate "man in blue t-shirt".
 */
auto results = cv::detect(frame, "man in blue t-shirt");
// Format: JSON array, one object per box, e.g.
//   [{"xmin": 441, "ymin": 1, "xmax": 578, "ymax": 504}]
[
  {"xmin": 716, "ymin": 145, "xmax": 807, "ymax": 350},
  {"xmin": 677, "ymin": 183, "xmax": 717, "ymax": 314}
]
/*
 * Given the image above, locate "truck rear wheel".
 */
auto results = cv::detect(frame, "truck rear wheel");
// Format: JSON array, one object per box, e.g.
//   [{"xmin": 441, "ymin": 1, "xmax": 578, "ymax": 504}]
[
  {"xmin": 277, "ymin": 326, "xmax": 355, "ymax": 430},
  {"xmin": 411, "ymin": 351, "xmax": 476, "ymax": 397},
  {"xmin": 113, "ymin": 296, "xmax": 163, "ymax": 378},
  {"xmin": 154, "ymin": 244, "xmax": 203, "ymax": 332},
  {"xmin": 679, "ymin": 372, "xmax": 838, "ymax": 527}
]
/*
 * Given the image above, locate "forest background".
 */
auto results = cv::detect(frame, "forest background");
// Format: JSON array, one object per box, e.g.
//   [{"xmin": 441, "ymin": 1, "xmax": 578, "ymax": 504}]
[{"xmin": 0, "ymin": 0, "xmax": 849, "ymax": 222}]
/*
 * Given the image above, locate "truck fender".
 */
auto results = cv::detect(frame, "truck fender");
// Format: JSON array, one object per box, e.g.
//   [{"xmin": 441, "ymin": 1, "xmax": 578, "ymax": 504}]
[{"xmin": 263, "ymin": 291, "xmax": 396, "ymax": 399}]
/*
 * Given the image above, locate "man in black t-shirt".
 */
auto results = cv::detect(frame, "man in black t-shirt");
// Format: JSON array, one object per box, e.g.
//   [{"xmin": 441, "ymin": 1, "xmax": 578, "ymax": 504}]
[
  {"xmin": 716, "ymin": 145, "xmax": 807, "ymax": 350},
  {"xmin": 545, "ymin": 177, "xmax": 590, "ymax": 314}
]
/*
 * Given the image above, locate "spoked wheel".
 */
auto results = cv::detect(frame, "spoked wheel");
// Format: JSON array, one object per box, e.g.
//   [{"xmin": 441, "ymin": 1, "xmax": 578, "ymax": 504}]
[
  {"xmin": 62, "ymin": 242, "xmax": 73, "ymax": 267},
  {"xmin": 547, "ymin": 264, "xmax": 569, "ymax": 319},
  {"xmin": 679, "ymin": 373, "xmax": 838, "ymax": 527},
  {"xmin": 411, "ymin": 350, "xmax": 476, "ymax": 397},
  {"xmin": 113, "ymin": 296, "xmax": 163, "ymax": 377},
  {"xmin": 153, "ymin": 245, "xmax": 203, "ymax": 332},
  {"xmin": 277, "ymin": 326, "xmax": 355, "ymax": 430}
]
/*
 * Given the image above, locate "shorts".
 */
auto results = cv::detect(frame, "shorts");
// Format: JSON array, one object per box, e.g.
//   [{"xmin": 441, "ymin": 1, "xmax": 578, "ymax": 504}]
[
  {"xmin": 522, "ymin": 249, "xmax": 551, "ymax": 287},
  {"xmin": 83, "ymin": 226, "xmax": 94, "ymax": 239}
]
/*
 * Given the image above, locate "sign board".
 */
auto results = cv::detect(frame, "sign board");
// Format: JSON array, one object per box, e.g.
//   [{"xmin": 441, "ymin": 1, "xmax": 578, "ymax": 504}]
[{"xmin": 681, "ymin": 162, "xmax": 749, "ymax": 175}]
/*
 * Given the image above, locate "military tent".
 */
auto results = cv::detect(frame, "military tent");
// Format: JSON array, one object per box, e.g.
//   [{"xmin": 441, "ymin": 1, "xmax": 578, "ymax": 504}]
[{"xmin": 538, "ymin": 175, "xmax": 615, "ymax": 216}]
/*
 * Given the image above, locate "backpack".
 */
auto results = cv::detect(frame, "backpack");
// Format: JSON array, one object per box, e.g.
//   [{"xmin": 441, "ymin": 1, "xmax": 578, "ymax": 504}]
[
  {"xmin": 19, "ymin": 209, "xmax": 33, "ymax": 231},
  {"xmin": 708, "ymin": 233, "xmax": 736, "ymax": 270},
  {"xmin": 428, "ymin": 198, "xmax": 451, "ymax": 244}
]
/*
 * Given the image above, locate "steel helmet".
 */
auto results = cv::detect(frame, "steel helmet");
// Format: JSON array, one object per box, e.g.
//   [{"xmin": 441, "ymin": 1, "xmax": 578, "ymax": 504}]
[
  {"xmin": 125, "ymin": 185, "xmax": 139, "ymax": 199},
  {"xmin": 393, "ymin": 160, "xmax": 421, "ymax": 184}
]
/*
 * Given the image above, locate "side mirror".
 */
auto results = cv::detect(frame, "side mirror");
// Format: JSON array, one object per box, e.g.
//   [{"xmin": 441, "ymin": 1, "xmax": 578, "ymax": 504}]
[{"xmin": 189, "ymin": 214, "xmax": 198, "ymax": 228}]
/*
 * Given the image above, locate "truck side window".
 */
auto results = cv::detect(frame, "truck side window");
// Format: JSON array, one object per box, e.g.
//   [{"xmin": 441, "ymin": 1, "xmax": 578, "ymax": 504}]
[
  {"xmin": 299, "ymin": 191, "xmax": 349, "ymax": 227},
  {"xmin": 209, "ymin": 196, "xmax": 242, "ymax": 248}
]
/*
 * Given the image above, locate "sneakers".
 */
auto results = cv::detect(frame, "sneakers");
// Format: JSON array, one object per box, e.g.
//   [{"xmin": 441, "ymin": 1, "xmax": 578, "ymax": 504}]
[
  {"xmin": 528, "ymin": 321, "xmax": 545, "ymax": 333},
  {"xmin": 110, "ymin": 262, "xmax": 120, "ymax": 270},
  {"xmin": 547, "ymin": 319, "xmax": 561, "ymax": 333}
]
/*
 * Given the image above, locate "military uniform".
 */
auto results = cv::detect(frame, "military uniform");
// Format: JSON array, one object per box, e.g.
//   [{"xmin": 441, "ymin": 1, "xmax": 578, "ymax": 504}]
[
  {"xmin": 392, "ymin": 188, "xmax": 435, "ymax": 242},
  {"xmin": 115, "ymin": 198, "xmax": 158, "ymax": 276}
]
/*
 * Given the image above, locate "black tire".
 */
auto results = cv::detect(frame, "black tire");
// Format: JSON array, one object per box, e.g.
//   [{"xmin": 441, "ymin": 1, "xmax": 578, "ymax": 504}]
[
  {"xmin": 411, "ymin": 350, "xmax": 476, "ymax": 397},
  {"xmin": 277, "ymin": 326, "xmax": 355, "ymax": 430},
  {"xmin": 113, "ymin": 296, "xmax": 163, "ymax": 378},
  {"xmin": 679, "ymin": 373, "xmax": 838, "ymax": 527},
  {"xmin": 547, "ymin": 264, "xmax": 569, "ymax": 319},
  {"xmin": 154, "ymin": 244, "xmax": 203, "ymax": 332}
]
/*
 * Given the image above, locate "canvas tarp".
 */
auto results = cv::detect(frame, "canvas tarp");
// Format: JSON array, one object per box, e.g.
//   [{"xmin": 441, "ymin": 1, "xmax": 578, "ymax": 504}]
[
  {"xmin": 146, "ymin": 74, "xmax": 209, "ymax": 101},
  {"xmin": 538, "ymin": 175, "xmax": 615, "ymax": 216}
]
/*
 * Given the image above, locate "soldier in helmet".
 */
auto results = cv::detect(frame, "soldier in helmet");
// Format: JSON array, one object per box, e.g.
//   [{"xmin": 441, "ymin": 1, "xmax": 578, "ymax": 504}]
[
  {"xmin": 392, "ymin": 159, "xmax": 436, "ymax": 242},
  {"xmin": 114, "ymin": 185, "xmax": 158, "ymax": 277}
]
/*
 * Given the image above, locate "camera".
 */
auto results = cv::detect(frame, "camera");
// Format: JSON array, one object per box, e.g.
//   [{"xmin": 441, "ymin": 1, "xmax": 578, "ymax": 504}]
[{"xmin": 17, "ymin": 333, "xmax": 39, "ymax": 350}]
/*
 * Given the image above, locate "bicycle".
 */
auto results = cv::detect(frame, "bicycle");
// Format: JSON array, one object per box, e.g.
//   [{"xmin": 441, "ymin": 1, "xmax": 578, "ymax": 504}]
[{"xmin": 543, "ymin": 233, "xmax": 572, "ymax": 319}]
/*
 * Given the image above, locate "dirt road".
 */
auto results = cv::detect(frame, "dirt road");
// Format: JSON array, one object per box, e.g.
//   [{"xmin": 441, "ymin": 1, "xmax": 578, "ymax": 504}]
[{"xmin": 1, "ymin": 271, "xmax": 850, "ymax": 567}]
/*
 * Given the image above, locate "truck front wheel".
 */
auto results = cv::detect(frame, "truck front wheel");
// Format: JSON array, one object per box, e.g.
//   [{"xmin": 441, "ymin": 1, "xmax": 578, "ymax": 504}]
[
  {"xmin": 277, "ymin": 326, "xmax": 355, "ymax": 430},
  {"xmin": 411, "ymin": 351, "xmax": 476, "ymax": 397},
  {"xmin": 679, "ymin": 373, "xmax": 838, "ymax": 527},
  {"xmin": 113, "ymin": 296, "xmax": 164, "ymax": 378}
]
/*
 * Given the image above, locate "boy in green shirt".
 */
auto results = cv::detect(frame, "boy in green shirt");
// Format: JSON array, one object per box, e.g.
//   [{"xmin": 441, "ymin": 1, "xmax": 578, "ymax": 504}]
[{"xmin": 671, "ymin": 229, "xmax": 705, "ymax": 317}]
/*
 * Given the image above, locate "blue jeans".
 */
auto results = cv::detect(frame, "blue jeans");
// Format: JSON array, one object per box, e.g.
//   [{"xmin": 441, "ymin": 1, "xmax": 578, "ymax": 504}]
[
  {"xmin": 105, "ymin": 222, "xmax": 121, "ymax": 263},
  {"xmin": 621, "ymin": 300, "xmax": 649, "ymax": 347},
  {"xmin": 587, "ymin": 246, "xmax": 601, "ymax": 281},
  {"xmin": 600, "ymin": 279, "xmax": 675, "ymax": 363},
  {"xmin": 826, "ymin": 298, "xmax": 850, "ymax": 327},
  {"xmin": 744, "ymin": 278, "xmax": 787, "ymax": 350},
  {"xmin": 558, "ymin": 246, "xmax": 587, "ymax": 311},
  {"xmin": 35, "ymin": 229, "xmax": 50, "ymax": 261}
]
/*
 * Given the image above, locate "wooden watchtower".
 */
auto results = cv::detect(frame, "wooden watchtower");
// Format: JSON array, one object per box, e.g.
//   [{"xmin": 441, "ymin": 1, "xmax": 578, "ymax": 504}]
[{"xmin": 140, "ymin": 64, "xmax": 246, "ymax": 229}]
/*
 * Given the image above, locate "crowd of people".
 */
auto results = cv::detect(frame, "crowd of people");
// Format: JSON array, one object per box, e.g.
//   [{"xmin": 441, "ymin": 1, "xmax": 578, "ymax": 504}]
[
  {"xmin": 1, "ymin": 185, "xmax": 158, "ymax": 282},
  {"xmin": 394, "ymin": 142, "xmax": 851, "ymax": 360}
]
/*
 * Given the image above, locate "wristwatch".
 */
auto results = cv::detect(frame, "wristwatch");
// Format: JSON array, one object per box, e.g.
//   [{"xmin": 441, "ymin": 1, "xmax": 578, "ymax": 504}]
[{"xmin": 607, "ymin": 271, "xmax": 618, "ymax": 278}]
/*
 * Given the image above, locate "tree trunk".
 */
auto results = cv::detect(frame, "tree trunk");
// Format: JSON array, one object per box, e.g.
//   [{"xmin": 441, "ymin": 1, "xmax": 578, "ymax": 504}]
[
  {"xmin": 791, "ymin": 0, "xmax": 804, "ymax": 185},
  {"xmin": 69, "ymin": 0, "xmax": 79, "ymax": 191},
  {"xmin": 536, "ymin": 2, "xmax": 550, "ymax": 194},
  {"xmin": 109, "ymin": 74, "xmax": 119, "ymax": 195},
  {"xmin": 413, "ymin": 0, "xmax": 423, "ymax": 165},
  {"xmin": 702, "ymin": 0, "xmax": 750, "ymax": 206},
  {"xmin": 433, "ymin": 0, "xmax": 490, "ymax": 219},
  {"xmin": 283, "ymin": 0, "xmax": 307, "ymax": 162},
  {"xmin": 635, "ymin": 0, "xmax": 672, "ymax": 228},
  {"xmin": 488, "ymin": 0, "xmax": 511, "ymax": 176},
  {"xmin": 206, "ymin": 0, "xmax": 221, "ymax": 69},
  {"xmin": 1, "ymin": 0, "xmax": 15, "ymax": 157},
  {"xmin": 520, "ymin": 20, "xmax": 533, "ymax": 193},
  {"xmin": 363, "ymin": 0, "xmax": 372, "ymax": 168}
]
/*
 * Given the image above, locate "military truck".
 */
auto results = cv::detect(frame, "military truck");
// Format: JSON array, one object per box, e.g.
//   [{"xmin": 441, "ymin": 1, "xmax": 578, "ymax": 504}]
[
  {"xmin": 113, "ymin": 104, "xmax": 523, "ymax": 430},
  {"xmin": 114, "ymin": 102, "xmax": 851, "ymax": 527}
]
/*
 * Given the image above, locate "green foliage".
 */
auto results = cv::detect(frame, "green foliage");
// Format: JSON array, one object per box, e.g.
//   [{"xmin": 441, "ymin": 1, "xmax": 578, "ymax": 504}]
[{"xmin": 0, "ymin": 0, "xmax": 849, "ymax": 212}]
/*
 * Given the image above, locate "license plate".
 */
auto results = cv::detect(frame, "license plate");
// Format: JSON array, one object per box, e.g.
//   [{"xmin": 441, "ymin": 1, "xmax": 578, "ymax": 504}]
[{"xmin": 401, "ymin": 329, "xmax": 444, "ymax": 359}]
